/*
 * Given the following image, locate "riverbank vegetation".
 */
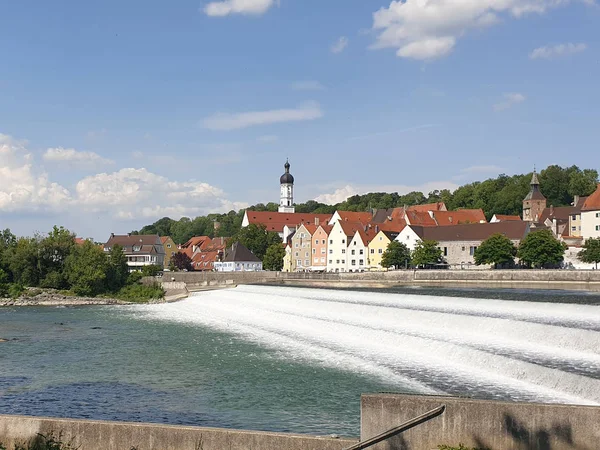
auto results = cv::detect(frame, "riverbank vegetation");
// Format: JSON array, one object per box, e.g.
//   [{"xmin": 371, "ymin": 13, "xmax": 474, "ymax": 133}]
[{"xmin": 0, "ymin": 227, "xmax": 163, "ymax": 302}]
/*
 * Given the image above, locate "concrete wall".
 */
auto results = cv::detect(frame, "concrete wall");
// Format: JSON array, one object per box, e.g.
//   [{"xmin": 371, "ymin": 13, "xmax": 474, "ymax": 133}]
[
  {"xmin": 0, "ymin": 415, "xmax": 357, "ymax": 450},
  {"xmin": 360, "ymin": 394, "xmax": 600, "ymax": 450}
]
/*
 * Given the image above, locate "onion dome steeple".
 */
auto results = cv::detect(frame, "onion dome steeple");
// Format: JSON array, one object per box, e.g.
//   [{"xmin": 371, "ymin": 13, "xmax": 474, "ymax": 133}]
[{"xmin": 280, "ymin": 159, "xmax": 294, "ymax": 184}]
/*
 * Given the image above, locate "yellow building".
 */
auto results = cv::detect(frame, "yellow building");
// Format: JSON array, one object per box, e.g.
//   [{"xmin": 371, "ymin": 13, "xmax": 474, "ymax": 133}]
[
  {"xmin": 160, "ymin": 236, "xmax": 177, "ymax": 269},
  {"xmin": 368, "ymin": 230, "xmax": 399, "ymax": 270}
]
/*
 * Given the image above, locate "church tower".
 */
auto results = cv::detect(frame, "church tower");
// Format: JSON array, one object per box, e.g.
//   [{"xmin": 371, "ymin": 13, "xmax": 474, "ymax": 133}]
[
  {"xmin": 523, "ymin": 169, "xmax": 546, "ymax": 222},
  {"xmin": 278, "ymin": 159, "xmax": 295, "ymax": 213}
]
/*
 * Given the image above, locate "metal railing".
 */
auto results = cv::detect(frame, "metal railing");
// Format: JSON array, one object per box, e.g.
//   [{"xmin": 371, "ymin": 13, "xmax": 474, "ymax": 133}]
[{"xmin": 343, "ymin": 404, "xmax": 446, "ymax": 450}]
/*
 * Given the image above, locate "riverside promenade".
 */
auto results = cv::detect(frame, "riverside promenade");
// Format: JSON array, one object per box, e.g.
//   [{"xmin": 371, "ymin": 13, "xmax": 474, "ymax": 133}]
[{"xmin": 159, "ymin": 269, "xmax": 600, "ymax": 296}]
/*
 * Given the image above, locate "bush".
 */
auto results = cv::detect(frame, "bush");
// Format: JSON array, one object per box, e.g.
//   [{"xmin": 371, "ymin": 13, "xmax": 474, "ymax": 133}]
[
  {"xmin": 116, "ymin": 282, "xmax": 165, "ymax": 303},
  {"xmin": 126, "ymin": 271, "xmax": 143, "ymax": 285},
  {"xmin": 8, "ymin": 284, "xmax": 25, "ymax": 299},
  {"xmin": 141, "ymin": 265, "xmax": 162, "ymax": 277}
]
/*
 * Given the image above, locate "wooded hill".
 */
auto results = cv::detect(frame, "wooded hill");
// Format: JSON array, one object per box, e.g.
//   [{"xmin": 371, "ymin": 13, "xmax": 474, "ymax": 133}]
[{"xmin": 133, "ymin": 165, "xmax": 598, "ymax": 245}]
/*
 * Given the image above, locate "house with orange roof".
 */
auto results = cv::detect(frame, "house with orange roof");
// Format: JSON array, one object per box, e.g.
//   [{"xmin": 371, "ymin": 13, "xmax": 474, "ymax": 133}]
[
  {"xmin": 328, "ymin": 210, "xmax": 373, "ymax": 226},
  {"xmin": 368, "ymin": 228, "xmax": 401, "ymax": 270},
  {"xmin": 581, "ymin": 184, "xmax": 600, "ymax": 239},
  {"xmin": 160, "ymin": 236, "xmax": 177, "ymax": 269},
  {"xmin": 311, "ymin": 224, "xmax": 332, "ymax": 271},
  {"xmin": 347, "ymin": 227, "xmax": 376, "ymax": 272},
  {"xmin": 327, "ymin": 221, "xmax": 366, "ymax": 273},
  {"xmin": 180, "ymin": 236, "xmax": 213, "ymax": 252},
  {"xmin": 431, "ymin": 209, "xmax": 486, "ymax": 225}
]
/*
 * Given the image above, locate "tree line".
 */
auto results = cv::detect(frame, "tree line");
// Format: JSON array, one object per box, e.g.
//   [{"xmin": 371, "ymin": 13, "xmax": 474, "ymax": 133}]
[
  {"xmin": 0, "ymin": 226, "xmax": 163, "ymax": 300},
  {"xmin": 133, "ymin": 165, "xmax": 599, "ymax": 244}
]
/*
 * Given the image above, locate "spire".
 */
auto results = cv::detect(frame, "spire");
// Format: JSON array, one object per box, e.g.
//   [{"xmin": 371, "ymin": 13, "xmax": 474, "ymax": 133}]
[
  {"xmin": 284, "ymin": 158, "xmax": 290, "ymax": 173},
  {"xmin": 530, "ymin": 167, "xmax": 540, "ymax": 186}
]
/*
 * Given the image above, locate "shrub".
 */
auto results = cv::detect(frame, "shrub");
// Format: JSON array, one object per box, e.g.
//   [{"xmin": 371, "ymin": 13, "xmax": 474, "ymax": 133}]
[{"xmin": 116, "ymin": 282, "xmax": 165, "ymax": 303}]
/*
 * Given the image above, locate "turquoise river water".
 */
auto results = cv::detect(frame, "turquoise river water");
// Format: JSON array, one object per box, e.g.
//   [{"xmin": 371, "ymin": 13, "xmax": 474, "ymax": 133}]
[{"xmin": 1, "ymin": 285, "xmax": 600, "ymax": 436}]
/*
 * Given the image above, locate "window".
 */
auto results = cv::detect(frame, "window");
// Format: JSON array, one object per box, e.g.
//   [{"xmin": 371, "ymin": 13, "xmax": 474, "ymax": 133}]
[
  {"xmin": 370, "ymin": 249, "xmax": 375, "ymax": 254},
  {"xmin": 462, "ymin": 246, "xmax": 466, "ymax": 251},
  {"xmin": 329, "ymin": 260, "xmax": 333, "ymax": 264},
  {"xmin": 359, "ymin": 259, "xmax": 364, "ymax": 265},
  {"xmin": 321, "ymin": 257, "xmax": 325, "ymax": 263},
  {"xmin": 329, "ymin": 239, "xmax": 333, "ymax": 244},
  {"xmin": 342, "ymin": 239, "xmax": 345, "ymax": 244},
  {"xmin": 295, "ymin": 252, "xmax": 299, "ymax": 257},
  {"xmin": 572, "ymin": 226, "xmax": 577, "ymax": 231},
  {"xmin": 351, "ymin": 260, "xmax": 356, "ymax": 266},
  {"xmin": 572, "ymin": 215, "xmax": 577, "ymax": 220},
  {"xmin": 342, "ymin": 259, "xmax": 345, "ymax": 264},
  {"xmin": 167, "ymin": 244, "xmax": 171, "ymax": 248},
  {"xmin": 329, "ymin": 249, "xmax": 333, "ymax": 254},
  {"xmin": 321, "ymin": 248, "xmax": 325, "ymax": 254},
  {"xmin": 133, "ymin": 245, "xmax": 141, "ymax": 252},
  {"xmin": 596, "ymin": 225, "xmax": 600, "ymax": 231},
  {"xmin": 470, "ymin": 246, "xmax": 477, "ymax": 256},
  {"xmin": 305, "ymin": 252, "xmax": 309, "ymax": 257},
  {"xmin": 336, "ymin": 259, "xmax": 340, "ymax": 264},
  {"xmin": 295, "ymin": 243, "xmax": 298, "ymax": 248},
  {"xmin": 443, "ymin": 247, "xmax": 448, "ymax": 256},
  {"xmin": 351, "ymin": 249, "xmax": 355, "ymax": 255},
  {"xmin": 354, "ymin": 241, "xmax": 357, "ymax": 246},
  {"xmin": 305, "ymin": 260, "xmax": 309, "ymax": 266},
  {"xmin": 379, "ymin": 236, "xmax": 382, "ymax": 241},
  {"xmin": 315, "ymin": 239, "xmax": 319, "ymax": 245},
  {"xmin": 596, "ymin": 213, "xmax": 600, "ymax": 218},
  {"xmin": 297, "ymin": 260, "xmax": 302, "ymax": 267},
  {"xmin": 359, "ymin": 249, "xmax": 364, "ymax": 255},
  {"xmin": 312, "ymin": 249, "xmax": 316, "ymax": 254},
  {"xmin": 342, "ymin": 249, "xmax": 346, "ymax": 254},
  {"xmin": 378, "ymin": 249, "xmax": 383, "ymax": 254}
]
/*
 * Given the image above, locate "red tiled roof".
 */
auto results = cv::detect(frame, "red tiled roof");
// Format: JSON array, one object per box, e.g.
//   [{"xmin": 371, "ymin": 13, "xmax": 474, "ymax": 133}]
[
  {"xmin": 337, "ymin": 211, "xmax": 373, "ymax": 224},
  {"xmin": 405, "ymin": 210, "xmax": 437, "ymax": 227},
  {"xmin": 182, "ymin": 236, "xmax": 212, "ymax": 249},
  {"xmin": 245, "ymin": 211, "xmax": 332, "ymax": 233},
  {"xmin": 74, "ymin": 238, "xmax": 86, "ymax": 245},
  {"xmin": 191, "ymin": 250, "xmax": 222, "ymax": 271},
  {"xmin": 582, "ymin": 185, "xmax": 600, "ymax": 211},
  {"xmin": 432, "ymin": 209, "xmax": 486, "ymax": 225},
  {"xmin": 339, "ymin": 221, "xmax": 365, "ymax": 238},
  {"xmin": 355, "ymin": 227, "xmax": 377, "ymax": 246},
  {"xmin": 494, "ymin": 214, "xmax": 522, "ymax": 221},
  {"xmin": 316, "ymin": 224, "xmax": 333, "ymax": 235},
  {"xmin": 408, "ymin": 202, "xmax": 447, "ymax": 213},
  {"xmin": 160, "ymin": 236, "xmax": 169, "ymax": 244},
  {"xmin": 410, "ymin": 221, "xmax": 530, "ymax": 242}
]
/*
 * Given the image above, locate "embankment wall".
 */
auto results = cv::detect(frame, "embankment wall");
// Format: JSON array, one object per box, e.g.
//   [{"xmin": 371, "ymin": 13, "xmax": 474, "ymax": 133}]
[
  {"xmin": 159, "ymin": 270, "xmax": 600, "ymax": 293},
  {"xmin": 0, "ymin": 415, "xmax": 356, "ymax": 450},
  {"xmin": 361, "ymin": 393, "xmax": 600, "ymax": 450}
]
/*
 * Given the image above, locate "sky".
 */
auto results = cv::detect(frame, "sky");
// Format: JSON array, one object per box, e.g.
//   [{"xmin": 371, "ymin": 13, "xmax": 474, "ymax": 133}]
[{"xmin": 1, "ymin": 0, "xmax": 599, "ymax": 240}]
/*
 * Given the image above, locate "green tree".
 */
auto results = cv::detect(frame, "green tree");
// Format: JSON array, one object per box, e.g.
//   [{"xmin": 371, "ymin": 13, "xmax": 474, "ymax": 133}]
[
  {"xmin": 38, "ymin": 226, "xmax": 76, "ymax": 288},
  {"xmin": 234, "ymin": 224, "xmax": 282, "ymax": 260},
  {"xmin": 263, "ymin": 243, "xmax": 286, "ymax": 271},
  {"xmin": 107, "ymin": 244, "xmax": 129, "ymax": 291},
  {"xmin": 64, "ymin": 241, "xmax": 110, "ymax": 296},
  {"xmin": 578, "ymin": 238, "xmax": 600, "ymax": 269},
  {"xmin": 568, "ymin": 168, "xmax": 598, "ymax": 197},
  {"xmin": 411, "ymin": 240, "xmax": 444, "ymax": 268},
  {"xmin": 7, "ymin": 237, "xmax": 41, "ymax": 286},
  {"xmin": 141, "ymin": 264, "xmax": 163, "ymax": 277},
  {"xmin": 381, "ymin": 241, "xmax": 411, "ymax": 269},
  {"xmin": 517, "ymin": 229, "xmax": 566, "ymax": 268},
  {"xmin": 170, "ymin": 252, "xmax": 193, "ymax": 271},
  {"xmin": 474, "ymin": 234, "xmax": 517, "ymax": 268}
]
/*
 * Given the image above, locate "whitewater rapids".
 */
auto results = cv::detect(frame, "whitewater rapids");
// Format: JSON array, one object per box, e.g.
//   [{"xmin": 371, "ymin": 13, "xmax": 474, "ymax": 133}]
[{"xmin": 133, "ymin": 285, "xmax": 600, "ymax": 406}]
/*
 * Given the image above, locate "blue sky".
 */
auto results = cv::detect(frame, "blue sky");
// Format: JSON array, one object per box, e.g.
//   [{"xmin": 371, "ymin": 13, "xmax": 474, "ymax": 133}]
[{"xmin": 1, "ymin": 0, "xmax": 599, "ymax": 239}]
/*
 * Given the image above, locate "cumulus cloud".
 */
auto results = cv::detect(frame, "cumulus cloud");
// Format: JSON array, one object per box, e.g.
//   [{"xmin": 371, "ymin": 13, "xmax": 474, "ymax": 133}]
[
  {"xmin": 0, "ymin": 133, "xmax": 245, "ymax": 220},
  {"xmin": 371, "ymin": 0, "xmax": 589, "ymax": 60},
  {"xmin": 331, "ymin": 36, "xmax": 349, "ymax": 54},
  {"xmin": 493, "ymin": 92, "xmax": 526, "ymax": 111},
  {"xmin": 0, "ymin": 134, "xmax": 71, "ymax": 212},
  {"xmin": 44, "ymin": 147, "xmax": 114, "ymax": 167},
  {"xmin": 204, "ymin": 0, "xmax": 278, "ymax": 17},
  {"xmin": 202, "ymin": 102, "xmax": 323, "ymax": 131},
  {"xmin": 315, "ymin": 181, "xmax": 459, "ymax": 205},
  {"xmin": 529, "ymin": 42, "xmax": 587, "ymax": 59}
]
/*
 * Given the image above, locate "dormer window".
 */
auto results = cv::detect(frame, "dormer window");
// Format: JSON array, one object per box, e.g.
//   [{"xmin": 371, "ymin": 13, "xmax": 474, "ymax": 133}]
[{"xmin": 133, "ymin": 245, "xmax": 141, "ymax": 252}]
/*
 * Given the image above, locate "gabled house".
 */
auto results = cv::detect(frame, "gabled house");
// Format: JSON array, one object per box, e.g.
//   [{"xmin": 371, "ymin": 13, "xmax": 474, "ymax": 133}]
[
  {"xmin": 368, "ymin": 229, "xmax": 400, "ymax": 271},
  {"xmin": 104, "ymin": 234, "xmax": 166, "ymax": 271},
  {"xmin": 327, "ymin": 221, "xmax": 364, "ymax": 273},
  {"xmin": 347, "ymin": 228, "xmax": 376, "ymax": 272},
  {"xmin": 291, "ymin": 224, "xmax": 316, "ymax": 271},
  {"xmin": 214, "ymin": 242, "xmax": 262, "ymax": 272},
  {"xmin": 311, "ymin": 224, "xmax": 332, "ymax": 271},
  {"xmin": 581, "ymin": 184, "xmax": 600, "ymax": 239}
]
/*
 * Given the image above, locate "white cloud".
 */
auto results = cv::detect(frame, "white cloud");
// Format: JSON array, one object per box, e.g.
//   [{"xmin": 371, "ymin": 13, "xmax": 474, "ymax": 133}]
[
  {"xmin": 0, "ymin": 133, "xmax": 245, "ymax": 221},
  {"xmin": 331, "ymin": 36, "xmax": 349, "ymax": 54},
  {"xmin": 529, "ymin": 42, "xmax": 587, "ymax": 59},
  {"xmin": 257, "ymin": 135, "xmax": 279, "ymax": 143},
  {"xmin": 0, "ymin": 134, "xmax": 71, "ymax": 212},
  {"xmin": 203, "ymin": 0, "xmax": 278, "ymax": 17},
  {"xmin": 44, "ymin": 147, "xmax": 114, "ymax": 167},
  {"xmin": 315, "ymin": 181, "xmax": 459, "ymax": 205},
  {"xmin": 202, "ymin": 102, "xmax": 323, "ymax": 131},
  {"xmin": 371, "ymin": 0, "xmax": 589, "ymax": 60},
  {"xmin": 493, "ymin": 92, "xmax": 526, "ymax": 111},
  {"xmin": 291, "ymin": 81, "xmax": 325, "ymax": 91}
]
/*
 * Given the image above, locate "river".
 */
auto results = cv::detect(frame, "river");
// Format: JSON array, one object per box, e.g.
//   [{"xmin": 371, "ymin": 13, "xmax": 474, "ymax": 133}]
[{"xmin": 1, "ymin": 285, "xmax": 599, "ymax": 436}]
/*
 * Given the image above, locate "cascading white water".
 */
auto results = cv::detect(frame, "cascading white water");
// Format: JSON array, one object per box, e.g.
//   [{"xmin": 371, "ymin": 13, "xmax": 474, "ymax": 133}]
[{"xmin": 134, "ymin": 285, "xmax": 600, "ymax": 406}]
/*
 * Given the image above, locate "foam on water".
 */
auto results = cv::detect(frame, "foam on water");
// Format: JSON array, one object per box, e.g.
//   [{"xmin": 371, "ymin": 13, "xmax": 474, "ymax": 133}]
[{"xmin": 133, "ymin": 285, "xmax": 600, "ymax": 406}]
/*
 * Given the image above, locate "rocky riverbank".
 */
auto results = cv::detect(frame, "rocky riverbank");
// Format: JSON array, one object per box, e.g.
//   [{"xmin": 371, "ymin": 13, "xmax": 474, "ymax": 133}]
[{"xmin": 0, "ymin": 291, "xmax": 129, "ymax": 307}]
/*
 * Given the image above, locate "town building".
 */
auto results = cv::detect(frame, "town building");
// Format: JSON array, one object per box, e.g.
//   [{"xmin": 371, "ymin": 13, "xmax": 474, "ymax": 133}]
[
  {"xmin": 396, "ymin": 221, "xmax": 530, "ymax": 269},
  {"xmin": 523, "ymin": 170, "xmax": 547, "ymax": 222},
  {"xmin": 581, "ymin": 184, "xmax": 600, "ymax": 239},
  {"xmin": 347, "ymin": 228, "xmax": 376, "ymax": 272},
  {"xmin": 290, "ymin": 224, "xmax": 315, "ymax": 271},
  {"xmin": 490, "ymin": 214, "xmax": 522, "ymax": 222},
  {"xmin": 368, "ymin": 229, "xmax": 400, "ymax": 270},
  {"xmin": 242, "ymin": 211, "xmax": 332, "ymax": 241},
  {"xmin": 327, "ymin": 221, "xmax": 365, "ymax": 273},
  {"xmin": 279, "ymin": 159, "xmax": 295, "ymax": 213},
  {"xmin": 213, "ymin": 242, "xmax": 262, "ymax": 272},
  {"xmin": 160, "ymin": 236, "xmax": 177, "ymax": 269},
  {"xmin": 103, "ymin": 234, "xmax": 166, "ymax": 271},
  {"xmin": 311, "ymin": 224, "xmax": 332, "ymax": 271},
  {"xmin": 283, "ymin": 242, "xmax": 293, "ymax": 272}
]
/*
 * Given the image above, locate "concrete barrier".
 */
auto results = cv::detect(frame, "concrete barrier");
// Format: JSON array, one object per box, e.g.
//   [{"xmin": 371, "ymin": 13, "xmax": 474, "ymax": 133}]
[
  {"xmin": 0, "ymin": 415, "xmax": 357, "ymax": 450},
  {"xmin": 360, "ymin": 394, "xmax": 600, "ymax": 450}
]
